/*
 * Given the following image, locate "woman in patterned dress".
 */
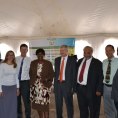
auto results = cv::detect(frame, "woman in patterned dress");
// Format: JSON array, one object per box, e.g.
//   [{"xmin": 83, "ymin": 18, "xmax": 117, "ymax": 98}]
[{"xmin": 29, "ymin": 48, "xmax": 54, "ymax": 118}]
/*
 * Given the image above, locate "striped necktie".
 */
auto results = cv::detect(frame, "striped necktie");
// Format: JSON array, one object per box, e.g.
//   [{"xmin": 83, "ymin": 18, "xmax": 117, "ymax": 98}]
[{"xmin": 105, "ymin": 60, "xmax": 111, "ymax": 83}]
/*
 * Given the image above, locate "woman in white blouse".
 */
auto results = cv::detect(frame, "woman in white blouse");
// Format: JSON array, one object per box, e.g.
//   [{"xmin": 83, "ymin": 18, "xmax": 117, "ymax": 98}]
[{"xmin": 0, "ymin": 50, "xmax": 19, "ymax": 118}]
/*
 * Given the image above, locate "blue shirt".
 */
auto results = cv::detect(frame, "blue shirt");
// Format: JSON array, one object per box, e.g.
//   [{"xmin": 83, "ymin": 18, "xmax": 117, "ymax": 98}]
[{"xmin": 103, "ymin": 57, "xmax": 118, "ymax": 85}]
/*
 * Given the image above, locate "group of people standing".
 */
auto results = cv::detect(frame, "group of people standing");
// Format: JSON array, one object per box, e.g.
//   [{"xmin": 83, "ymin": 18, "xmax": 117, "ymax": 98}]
[
  {"xmin": 0, "ymin": 44, "xmax": 54, "ymax": 118},
  {"xmin": 0, "ymin": 43, "xmax": 118, "ymax": 118},
  {"xmin": 0, "ymin": 44, "xmax": 31, "ymax": 118}
]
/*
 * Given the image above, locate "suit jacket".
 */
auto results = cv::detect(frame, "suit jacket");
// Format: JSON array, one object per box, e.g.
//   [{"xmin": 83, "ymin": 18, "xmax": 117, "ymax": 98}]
[
  {"xmin": 29, "ymin": 59, "xmax": 54, "ymax": 88},
  {"xmin": 111, "ymin": 69, "xmax": 118, "ymax": 102},
  {"xmin": 54, "ymin": 56, "xmax": 76, "ymax": 93},
  {"xmin": 77, "ymin": 57, "xmax": 103, "ymax": 96}
]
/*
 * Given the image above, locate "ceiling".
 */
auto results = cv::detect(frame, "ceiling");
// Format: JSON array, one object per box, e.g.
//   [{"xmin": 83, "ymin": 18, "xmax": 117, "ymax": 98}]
[{"xmin": 0, "ymin": 0, "xmax": 118, "ymax": 38}]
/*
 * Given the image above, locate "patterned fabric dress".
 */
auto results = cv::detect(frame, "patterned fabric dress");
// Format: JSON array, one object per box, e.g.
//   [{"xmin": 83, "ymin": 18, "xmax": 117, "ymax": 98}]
[{"xmin": 30, "ymin": 63, "xmax": 51, "ymax": 111}]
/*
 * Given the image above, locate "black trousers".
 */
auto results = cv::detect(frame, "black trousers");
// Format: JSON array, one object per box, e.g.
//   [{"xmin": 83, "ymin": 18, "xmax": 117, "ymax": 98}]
[
  {"xmin": 55, "ymin": 82, "xmax": 73, "ymax": 118},
  {"xmin": 114, "ymin": 101, "xmax": 118, "ymax": 118},
  {"xmin": 76, "ymin": 84, "xmax": 101, "ymax": 118},
  {"xmin": 17, "ymin": 80, "xmax": 31, "ymax": 118}
]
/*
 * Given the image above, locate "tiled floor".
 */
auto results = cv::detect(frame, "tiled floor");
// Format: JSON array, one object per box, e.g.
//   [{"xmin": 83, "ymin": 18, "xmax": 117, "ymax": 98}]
[{"xmin": 27, "ymin": 93, "xmax": 105, "ymax": 118}]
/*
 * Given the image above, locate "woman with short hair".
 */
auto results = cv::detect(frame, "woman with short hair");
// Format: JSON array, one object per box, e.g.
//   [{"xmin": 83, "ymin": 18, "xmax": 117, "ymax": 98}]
[{"xmin": 30, "ymin": 48, "xmax": 54, "ymax": 118}]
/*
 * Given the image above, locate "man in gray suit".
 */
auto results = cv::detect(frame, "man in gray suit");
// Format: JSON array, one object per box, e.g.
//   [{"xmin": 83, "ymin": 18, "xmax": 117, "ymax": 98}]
[{"xmin": 54, "ymin": 45, "xmax": 76, "ymax": 118}]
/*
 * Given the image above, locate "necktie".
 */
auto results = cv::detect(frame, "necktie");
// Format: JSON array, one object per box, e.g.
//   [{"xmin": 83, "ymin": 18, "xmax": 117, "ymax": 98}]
[
  {"xmin": 79, "ymin": 59, "xmax": 87, "ymax": 83},
  {"xmin": 18, "ymin": 58, "xmax": 24, "ymax": 80},
  {"xmin": 59, "ymin": 58, "xmax": 65, "ymax": 82},
  {"xmin": 105, "ymin": 60, "xmax": 111, "ymax": 83}
]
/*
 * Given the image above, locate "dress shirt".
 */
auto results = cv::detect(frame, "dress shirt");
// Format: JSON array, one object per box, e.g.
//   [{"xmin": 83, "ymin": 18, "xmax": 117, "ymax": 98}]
[
  {"xmin": 77, "ymin": 57, "xmax": 92, "ymax": 85},
  {"xmin": 59, "ymin": 55, "xmax": 68, "ymax": 81},
  {"xmin": 16, "ymin": 56, "xmax": 31, "ymax": 81},
  {"xmin": 103, "ymin": 57, "xmax": 118, "ymax": 85},
  {"xmin": 0, "ymin": 63, "xmax": 19, "ymax": 92}
]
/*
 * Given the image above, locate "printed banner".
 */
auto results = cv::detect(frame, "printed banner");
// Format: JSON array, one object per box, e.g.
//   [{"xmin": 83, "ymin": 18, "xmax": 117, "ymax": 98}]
[{"xmin": 29, "ymin": 38, "xmax": 75, "ymax": 65}]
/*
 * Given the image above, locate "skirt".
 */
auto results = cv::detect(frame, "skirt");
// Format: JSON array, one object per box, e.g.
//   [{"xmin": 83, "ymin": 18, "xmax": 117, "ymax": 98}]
[
  {"xmin": 30, "ymin": 79, "xmax": 51, "ymax": 112},
  {"xmin": 0, "ymin": 85, "xmax": 17, "ymax": 118}
]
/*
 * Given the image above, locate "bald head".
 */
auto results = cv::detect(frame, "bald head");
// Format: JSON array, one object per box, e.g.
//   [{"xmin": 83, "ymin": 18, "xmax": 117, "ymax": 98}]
[{"xmin": 83, "ymin": 46, "xmax": 93, "ymax": 59}]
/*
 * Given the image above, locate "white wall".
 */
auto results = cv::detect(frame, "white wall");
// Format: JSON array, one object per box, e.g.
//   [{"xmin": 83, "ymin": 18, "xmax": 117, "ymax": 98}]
[
  {"xmin": 75, "ymin": 36, "xmax": 118, "ymax": 61},
  {"xmin": 0, "ymin": 39, "xmax": 29, "ymax": 59},
  {"xmin": 0, "ymin": 37, "xmax": 118, "ymax": 61}
]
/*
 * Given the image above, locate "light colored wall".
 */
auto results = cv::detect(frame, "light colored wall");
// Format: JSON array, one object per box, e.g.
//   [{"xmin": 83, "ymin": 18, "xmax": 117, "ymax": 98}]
[
  {"xmin": 75, "ymin": 36, "xmax": 118, "ymax": 61},
  {"xmin": 0, "ymin": 36, "xmax": 118, "ymax": 61},
  {"xmin": 0, "ymin": 39, "xmax": 29, "ymax": 59}
]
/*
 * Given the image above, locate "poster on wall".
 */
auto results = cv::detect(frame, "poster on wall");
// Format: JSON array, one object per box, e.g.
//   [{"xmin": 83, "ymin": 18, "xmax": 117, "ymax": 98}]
[{"xmin": 29, "ymin": 38, "xmax": 75, "ymax": 65}]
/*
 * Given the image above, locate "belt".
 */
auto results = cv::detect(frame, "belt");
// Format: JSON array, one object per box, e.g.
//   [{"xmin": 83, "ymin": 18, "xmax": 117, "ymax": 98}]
[
  {"xmin": 58, "ymin": 80, "xmax": 66, "ymax": 83},
  {"xmin": 77, "ymin": 83, "xmax": 86, "ymax": 87},
  {"xmin": 104, "ymin": 83, "xmax": 112, "ymax": 87},
  {"xmin": 20, "ymin": 80, "xmax": 29, "ymax": 82}
]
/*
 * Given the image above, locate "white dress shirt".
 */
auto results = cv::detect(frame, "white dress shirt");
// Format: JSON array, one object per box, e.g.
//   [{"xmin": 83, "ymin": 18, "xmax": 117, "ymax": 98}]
[
  {"xmin": 77, "ymin": 57, "xmax": 92, "ymax": 85},
  {"xmin": 16, "ymin": 56, "xmax": 31, "ymax": 81},
  {"xmin": 0, "ymin": 63, "xmax": 19, "ymax": 92}
]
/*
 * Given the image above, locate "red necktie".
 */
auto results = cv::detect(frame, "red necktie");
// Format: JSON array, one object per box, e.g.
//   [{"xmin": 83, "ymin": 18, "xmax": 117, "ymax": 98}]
[
  {"xmin": 79, "ymin": 59, "xmax": 86, "ymax": 82},
  {"xmin": 59, "ymin": 58, "xmax": 65, "ymax": 82}
]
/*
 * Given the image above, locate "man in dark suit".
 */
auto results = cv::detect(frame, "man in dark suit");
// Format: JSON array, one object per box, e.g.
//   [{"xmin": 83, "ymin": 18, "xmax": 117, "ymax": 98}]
[
  {"xmin": 76, "ymin": 46, "xmax": 103, "ymax": 118},
  {"xmin": 54, "ymin": 45, "xmax": 76, "ymax": 118},
  {"xmin": 111, "ymin": 69, "xmax": 118, "ymax": 118}
]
